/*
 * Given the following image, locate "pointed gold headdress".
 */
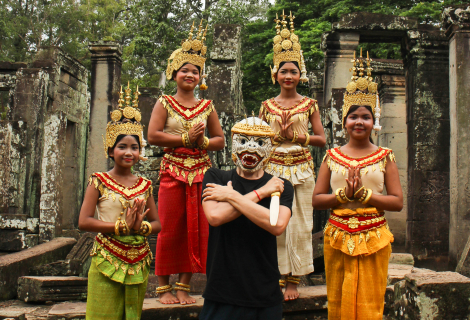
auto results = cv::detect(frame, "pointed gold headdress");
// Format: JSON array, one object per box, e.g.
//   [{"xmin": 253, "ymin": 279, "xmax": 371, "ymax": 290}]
[
  {"xmin": 104, "ymin": 83, "xmax": 147, "ymax": 159},
  {"xmin": 342, "ymin": 49, "xmax": 382, "ymax": 131},
  {"xmin": 270, "ymin": 10, "xmax": 308, "ymax": 84},
  {"xmin": 166, "ymin": 20, "xmax": 209, "ymax": 90}
]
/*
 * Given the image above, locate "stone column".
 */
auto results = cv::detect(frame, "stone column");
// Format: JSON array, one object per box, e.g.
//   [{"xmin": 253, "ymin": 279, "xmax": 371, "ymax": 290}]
[
  {"xmin": 403, "ymin": 27, "xmax": 450, "ymax": 269},
  {"xmin": 321, "ymin": 32, "xmax": 360, "ymax": 106},
  {"xmin": 377, "ymin": 73, "xmax": 407, "ymax": 249},
  {"xmin": 86, "ymin": 41, "xmax": 122, "ymax": 178},
  {"xmin": 442, "ymin": 5, "xmax": 470, "ymax": 268},
  {"xmin": 204, "ymin": 24, "xmax": 245, "ymax": 169}
]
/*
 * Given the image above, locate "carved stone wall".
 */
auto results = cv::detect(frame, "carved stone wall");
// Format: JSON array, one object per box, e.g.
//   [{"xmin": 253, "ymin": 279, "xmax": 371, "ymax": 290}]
[
  {"xmin": 0, "ymin": 47, "xmax": 88, "ymax": 247},
  {"xmin": 443, "ymin": 5, "xmax": 470, "ymax": 268}
]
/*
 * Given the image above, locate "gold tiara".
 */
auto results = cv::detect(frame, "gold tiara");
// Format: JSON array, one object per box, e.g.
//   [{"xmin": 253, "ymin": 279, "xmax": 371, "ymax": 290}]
[
  {"xmin": 166, "ymin": 20, "xmax": 209, "ymax": 90},
  {"xmin": 270, "ymin": 10, "xmax": 308, "ymax": 84},
  {"xmin": 103, "ymin": 83, "xmax": 145, "ymax": 158},
  {"xmin": 342, "ymin": 49, "xmax": 382, "ymax": 131}
]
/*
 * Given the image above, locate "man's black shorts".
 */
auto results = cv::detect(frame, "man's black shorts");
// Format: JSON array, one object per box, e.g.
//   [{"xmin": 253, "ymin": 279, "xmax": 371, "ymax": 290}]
[{"xmin": 199, "ymin": 299, "xmax": 282, "ymax": 320}]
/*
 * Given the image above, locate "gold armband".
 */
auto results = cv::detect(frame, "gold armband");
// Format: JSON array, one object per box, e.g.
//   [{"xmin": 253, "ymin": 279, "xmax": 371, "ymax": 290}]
[
  {"xmin": 291, "ymin": 130, "xmax": 298, "ymax": 143},
  {"xmin": 354, "ymin": 186, "xmax": 365, "ymax": 199},
  {"xmin": 138, "ymin": 221, "xmax": 152, "ymax": 237},
  {"xmin": 199, "ymin": 136, "xmax": 210, "ymax": 150},
  {"xmin": 302, "ymin": 132, "xmax": 310, "ymax": 147},
  {"xmin": 362, "ymin": 188, "xmax": 373, "ymax": 204},
  {"xmin": 335, "ymin": 187, "xmax": 352, "ymax": 204},
  {"xmin": 182, "ymin": 132, "xmax": 192, "ymax": 148},
  {"xmin": 115, "ymin": 220, "xmax": 121, "ymax": 236}
]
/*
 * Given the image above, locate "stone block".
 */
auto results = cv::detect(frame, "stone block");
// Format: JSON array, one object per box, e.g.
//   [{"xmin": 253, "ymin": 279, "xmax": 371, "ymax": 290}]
[
  {"xmin": 456, "ymin": 234, "xmax": 470, "ymax": 277},
  {"xmin": 0, "ymin": 301, "xmax": 40, "ymax": 320},
  {"xmin": 17, "ymin": 276, "xmax": 87, "ymax": 302},
  {"xmin": 0, "ymin": 237, "xmax": 76, "ymax": 300},
  {"xmin": 388, "ymin": 263, "xmax": 414, "ymax": 285},
  {"xmin": 0, "ymin": 230, "xmax": 25, "ymax": 252},
  {"xmin": 65, "ymin": 232, "xmax": 94, "ymax": 276},
  {"xmin": 389, "ymin": 253, "xmax": 414, "ymax": 266},
  {"xmin": 312, "ymin": 231, "xmax": 324, "ymax": 260},
  {"xmin": 394, "ymin": 272, "xmax": 470, "ymax": 319}
]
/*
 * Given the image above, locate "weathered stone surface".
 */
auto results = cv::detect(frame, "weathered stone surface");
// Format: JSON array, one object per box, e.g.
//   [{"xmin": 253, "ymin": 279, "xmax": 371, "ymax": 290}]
[
  {"xmin": 48, "ymin": 286, "xmax": 328, "ymax": 320},
  {"xmin": 0, "ymin": 230, "xmax": 26, "ymax": 252},
  {"xmin": 65, "ymin": 232, "xmax": 94, "ymax": 277},
  {"xmin": 403, "ymin": 27, "xmax": 450, "ymax": 269},
  {"xmin": 456, "ymin": 234, "xmax": 470, "ymax": 277},
  {"xmin": 138, "ymin": 87, "xmax": 161, "ymax": 139},
  {"xmin": 312, "ymin": 231, "xmax": 324, "ymax": 260},
  {"xmin": 0, "ymin": 237, "xmax": 76, "ymax": 300},
  {"xmin": 392, "ymin": 272, "xmax": 470, "ymax": 319},
  {"xmin": 389, "ymin": 253, "xmax": 414, "ymax": 266},
  {"xmin": 86, "ymin": 41, "xmax": 122, "ymax": 183},
  {"xmin": 210, "ymin": 24, "xmax": 242, "ymax": 61},
  {"xmin": 17, "ymin": 276, "xmax": 87, "ymax": 302},
  {"xmin": 444, "ymin": 5, "xmax": 470, "ymax": 269},
  {"xmin": 0, "ymin": 300, "xmax": 40, "ymax": 320}
]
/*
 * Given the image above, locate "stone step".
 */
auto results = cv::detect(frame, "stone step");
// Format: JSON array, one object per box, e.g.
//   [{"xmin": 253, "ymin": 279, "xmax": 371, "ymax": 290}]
[
  {"xmin": 46, "ymin": 286, "xmax": 328, "ymax": 320},
  {"xmin": 17, "ymin": 276, "xmax": 87, "ymax": 302},
  {"xmin": 0, "ymin": 237, "xmax": 77, "ymax": 300}
]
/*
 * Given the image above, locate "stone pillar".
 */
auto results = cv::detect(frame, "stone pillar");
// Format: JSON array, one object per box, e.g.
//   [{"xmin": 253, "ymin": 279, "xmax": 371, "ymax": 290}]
[
  {"xmin": 377, "ymin": 73, "xmax": 407, "ymax": 249},
  {"xmin": 204, "ymin": 24, "xmax": 245, "ymax": 169},
  {"xmin": 321, "ymin": 32, "xmax": 360, "ymax": 106},
  {"xmin": 86, "ymin": 42, "xmax": 122, "ymax": 178},
  {"xmin": 443, "ymin": 5, "xmax": 470, "ymax": 268},
  {"xmin": 403, "ymin": 27, "xmax": 450, "ymax": 269}
]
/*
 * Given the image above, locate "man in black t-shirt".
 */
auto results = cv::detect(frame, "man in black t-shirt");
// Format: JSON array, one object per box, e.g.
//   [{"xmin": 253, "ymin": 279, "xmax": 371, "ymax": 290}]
[{"xmin": 200, "ymin": 117, "xmax": 294, "ymax": 320}]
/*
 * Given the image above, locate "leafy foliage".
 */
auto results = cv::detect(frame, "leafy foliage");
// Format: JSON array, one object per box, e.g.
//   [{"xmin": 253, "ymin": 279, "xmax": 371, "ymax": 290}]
[{"xmin": 0, "ymin": 0, "xmax": 466, "ymax": 110}]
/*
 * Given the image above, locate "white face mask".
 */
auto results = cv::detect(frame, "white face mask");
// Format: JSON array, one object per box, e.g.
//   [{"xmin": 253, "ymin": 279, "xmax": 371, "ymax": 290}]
[{"xmin": 232, "ymin": 133, "xmax": 273, "ymax": 173}]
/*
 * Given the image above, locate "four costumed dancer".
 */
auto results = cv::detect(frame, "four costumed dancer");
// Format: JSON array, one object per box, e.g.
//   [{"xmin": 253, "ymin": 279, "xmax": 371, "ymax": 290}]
[
  {"xmin": 200, "ymin": 116, "xmax": 294, "ymax": 319},
  {"xmin": 78, "ymin": 12, "xmax": 404, "ymax": 320},
  {"xmin": 79, "ymin": 85, "xmax": 161, "ymax": 319},
  {"xmin": 260, "ymin": 11, "xmax": 326, "ymax": 300},
  {"xmin": 312, "ymin": 50, "xmax": 403, "ymax": 319},
  {"xmin": 147, "ymin": 21, "xmax": 225, "ymax": 305}
]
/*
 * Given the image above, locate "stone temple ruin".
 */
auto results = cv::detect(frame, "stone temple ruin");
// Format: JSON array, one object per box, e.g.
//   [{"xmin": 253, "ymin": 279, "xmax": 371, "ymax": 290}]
[{"xmin": 1, "ymin": 5, "xmax": 470, "ymax": 319}]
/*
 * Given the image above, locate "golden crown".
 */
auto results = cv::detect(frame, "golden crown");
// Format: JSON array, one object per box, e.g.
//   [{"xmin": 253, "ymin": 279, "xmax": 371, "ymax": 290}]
[
  {"xmin": 270, "ymin": 10, "xmax": 308, "ymax": 84},
  {"xmin": 231, "ymin": 112, "xmax": 275, "ymax": 138},
  {"xmin": 343, "ymin": 49, "xmax": 382, "ymax": 131},
  {"xmin": 166, "ymin": 20, "xmax": 209, "ymax": 90},
  {"xmin": 103, "ymin": 83, "xmax": 146, "ymax": 158}
]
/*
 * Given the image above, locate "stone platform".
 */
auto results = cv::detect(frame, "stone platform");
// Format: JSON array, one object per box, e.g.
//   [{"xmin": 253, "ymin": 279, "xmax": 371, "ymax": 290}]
[{"xmin": 0, "ymin": 286, "xmax": 329, "ymax": 320}]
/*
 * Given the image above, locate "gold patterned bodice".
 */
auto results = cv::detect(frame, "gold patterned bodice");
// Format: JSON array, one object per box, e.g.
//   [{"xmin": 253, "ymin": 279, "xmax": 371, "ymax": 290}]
[
  {"xmin": 89, "ymin": 172, "xmax": 153, "ymax": 223},
  {"xmin": 159, "ymin": 95, "xmax": 214, "ymax": 134},
  {"xmin": 261, "ymin": 97, "xmax": 318, "ymax": 185}
]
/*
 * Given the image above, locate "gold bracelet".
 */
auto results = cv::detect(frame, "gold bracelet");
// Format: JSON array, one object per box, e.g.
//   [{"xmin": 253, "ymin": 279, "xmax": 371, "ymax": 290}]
[
  {"xmin": 302, "ymin": 132, "xmax": 310, "ymax": 147},
  {"xmin": 182, "ymin": 132, "xmax": 191, "ymax": 148},
  {"xmin": 341, "ymin": 187, "xmax": 353, "ymax": 202},
  {"xmin": 354, "ymin": 186, "xmax": 365, "ymax": 199},
  {"xmin": 291, "ymin": 131, "xmax": 298, "ymax": 143},
  {"xmin": 362, "ymin": 189, "xmax": 373, "ymax": 204},
  {"xmin": 139, "ymin": 221, "xmax": 152, "ymax": 237},
  {"xmin": 120, "ymin": 220, "xmax": 129, "ymax": 235},
  {"xmin": 199, "ymin": 136, "xmax": 209, "ymax": 150},
  {"xmin": 335, "ymin": 188, "xmax": 348, "ymax": 204},
  {"xmin": 358, "ymin": 188, "xmax": 369, "ymax": 203},
  {"xmin": 276, "ymin": 131, "xmax": 286, "ymax": 142},
  {"xmin": 114, "ymin": 220, "xmax": 120, "ymax": 236}
]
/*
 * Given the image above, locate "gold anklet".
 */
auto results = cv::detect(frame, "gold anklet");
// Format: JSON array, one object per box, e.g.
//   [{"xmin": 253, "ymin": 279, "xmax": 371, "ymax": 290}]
[{"xmin": 156, "ymin": 284, "xmax": 172, "ymax": 294}]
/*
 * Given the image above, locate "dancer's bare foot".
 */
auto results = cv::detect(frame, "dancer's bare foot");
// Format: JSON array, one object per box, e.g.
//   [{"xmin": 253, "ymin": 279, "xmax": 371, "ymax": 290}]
[
  {"xmin": 284, "ymin": 281, "xmax": 299, "ymax": 301},
  {"xmin": 159, "ymin": 291, "xmax": 179, "ymax": 304},
  {"xmin": 176, "ymin": 290, "xmax": 196, "ymax": 305}
]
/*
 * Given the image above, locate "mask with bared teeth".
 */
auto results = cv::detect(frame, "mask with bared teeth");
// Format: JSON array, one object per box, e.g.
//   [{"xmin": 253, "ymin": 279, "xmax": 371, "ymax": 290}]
[{"xmin": 231, "ymin": 116, "xmax": 275, "ymax": 173}]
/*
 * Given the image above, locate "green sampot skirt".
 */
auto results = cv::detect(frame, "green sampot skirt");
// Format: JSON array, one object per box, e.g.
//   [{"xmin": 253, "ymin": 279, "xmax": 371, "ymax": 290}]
[{"xmin": 86, "ymin": 234, "xmax": 151, "ymax": 320}]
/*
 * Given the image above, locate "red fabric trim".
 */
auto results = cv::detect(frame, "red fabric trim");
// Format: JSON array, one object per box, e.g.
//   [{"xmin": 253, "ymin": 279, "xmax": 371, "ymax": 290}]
[
  {"xmin": 160, "ymin": 147, "xmax": 211, "ymax": 185},
  {"xmin": 94, "ymin": 172, "xmax": 151, "ymax": 200},
  {"xmin": 163, "ymin": 95, "xmax": 212, "ymax": 121},
  {"xmin": 328, "ymin": 217, "xmax": 386, "ymax": 234},
  {"xmin": 96, "ymin": 234, "xmax": 150, "ymax": 264},
  {"xmin": 262, "ymin": 97, "xmax": 315, "ymax": 116},
  {"xmin": 326, "ymin": 147, "xmax": 391, "ymax": 169}
]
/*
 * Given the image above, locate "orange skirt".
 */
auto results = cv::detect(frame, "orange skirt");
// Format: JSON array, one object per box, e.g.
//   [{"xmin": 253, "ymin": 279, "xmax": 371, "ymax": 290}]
[{"xmin": 324, "ymin": 236, "xmax": 391, "ymax": 320}]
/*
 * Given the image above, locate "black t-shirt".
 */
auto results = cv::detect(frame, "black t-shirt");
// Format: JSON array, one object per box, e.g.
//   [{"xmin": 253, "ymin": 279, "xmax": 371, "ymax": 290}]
[{"xmin": 201, "ymin": 168, "xmax": 294, "ymax": 307}]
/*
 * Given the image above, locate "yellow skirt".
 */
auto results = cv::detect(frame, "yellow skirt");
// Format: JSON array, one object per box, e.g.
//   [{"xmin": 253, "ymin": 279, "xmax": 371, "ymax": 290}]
[{"xmin": 324, "ymin": 237, "xmax": 391, "ymax": 320}]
